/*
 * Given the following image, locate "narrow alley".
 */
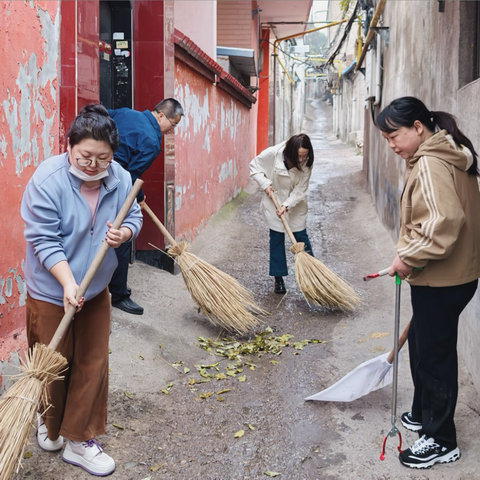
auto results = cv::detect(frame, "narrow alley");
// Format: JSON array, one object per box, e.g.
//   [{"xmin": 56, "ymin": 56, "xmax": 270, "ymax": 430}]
[{"xmin": 15, "ymin": 100, "xmax": 480, "ymax": 480}]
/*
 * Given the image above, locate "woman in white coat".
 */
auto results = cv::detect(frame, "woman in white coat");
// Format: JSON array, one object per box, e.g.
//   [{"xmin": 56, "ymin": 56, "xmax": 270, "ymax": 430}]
[{"xmin": 249, "ymin": 133, "xmax": 314, "ymax": 293}]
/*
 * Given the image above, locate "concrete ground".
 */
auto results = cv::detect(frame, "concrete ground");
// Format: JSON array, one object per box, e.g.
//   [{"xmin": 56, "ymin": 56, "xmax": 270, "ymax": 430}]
[{"xmin": 15, "ymin": 100, "xmax": 480, "ymax": 480}]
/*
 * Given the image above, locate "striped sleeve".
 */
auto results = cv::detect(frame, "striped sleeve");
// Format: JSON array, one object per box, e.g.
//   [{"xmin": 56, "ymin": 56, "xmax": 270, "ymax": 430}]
[{"xmin": 397, "ymin": 156, "xmax": 465, "ymax": 267}]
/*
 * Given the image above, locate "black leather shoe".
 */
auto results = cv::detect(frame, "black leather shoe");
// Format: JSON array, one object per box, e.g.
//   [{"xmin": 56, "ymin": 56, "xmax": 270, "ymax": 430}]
[
  {"xmin": 112, "ymin": 297, "xmax": 144, "ymax": 315},
  {"xmin": 274, "ymin": 277, "xmax": 286, "ymax": 294}
]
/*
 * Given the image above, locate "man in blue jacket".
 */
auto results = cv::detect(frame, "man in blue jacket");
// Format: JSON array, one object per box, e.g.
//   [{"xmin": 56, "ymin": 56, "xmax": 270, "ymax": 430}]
[{"xmin": 108, "ymin": 98, "xmax": 184, "ymax": 315}]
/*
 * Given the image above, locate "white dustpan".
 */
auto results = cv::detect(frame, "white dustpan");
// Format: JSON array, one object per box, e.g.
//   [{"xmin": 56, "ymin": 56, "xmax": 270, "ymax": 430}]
[
  {"xmin": 306, "ymin": 268, "xmax": 409, "ymax": 403},
  {"xmin": 305, "ymin": 350, "xmax": 403, "ymax": 402}
]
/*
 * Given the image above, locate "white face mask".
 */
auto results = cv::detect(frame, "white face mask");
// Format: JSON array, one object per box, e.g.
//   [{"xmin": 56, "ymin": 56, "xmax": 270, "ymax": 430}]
[{"xmin": 69, "ymin": 164, "xmax": 109, "ymax": 182}]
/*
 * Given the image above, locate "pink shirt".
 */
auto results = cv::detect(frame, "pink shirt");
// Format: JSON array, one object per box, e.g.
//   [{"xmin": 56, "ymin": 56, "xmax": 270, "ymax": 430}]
[{"xmin": 80, "ymin": 183, "xmax": 101, "ymax": 220}]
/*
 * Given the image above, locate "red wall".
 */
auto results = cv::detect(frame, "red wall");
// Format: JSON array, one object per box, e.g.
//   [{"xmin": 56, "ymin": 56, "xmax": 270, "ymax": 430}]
[
  {"xmin": 173, "ymin": 61, "xmax": 257, "ymax": 241},
  {"xmin": 133, "ymin": 0, "xmax": 166, "ymax": 250},
  {"xmin": 1, "ymin": 0, "xmax": 102, "ymax": 377},
  {"xmin": 257, "ymin": 28, "xmax": 270, "ymax": 154},
  {"xmin": 0, "ymin": 1, "xmax": 61, "ymax": 364}
]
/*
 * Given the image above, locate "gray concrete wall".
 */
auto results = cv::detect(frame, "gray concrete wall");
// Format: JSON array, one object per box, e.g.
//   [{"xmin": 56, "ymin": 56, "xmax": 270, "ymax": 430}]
[
  {"xmin": 363, "ymin": 0, "xmax": 480, "ymax": 393},
  {"xmin": 333, "ymin": 72, "xmax": 365, "ymax": 145}
]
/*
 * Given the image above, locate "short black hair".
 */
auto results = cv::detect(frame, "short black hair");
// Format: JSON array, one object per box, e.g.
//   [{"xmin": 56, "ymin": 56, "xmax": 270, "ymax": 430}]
[
  {"xmin": 153, "ymin": 98, "xmax": 184, "ymax": 119},
  {"xmin": 283, "ymin": 133, "xmax": 314, "ymax": 170},
  {"xmin": 66, "ymin": 103, "xmax": 119, "ymax": 151}
]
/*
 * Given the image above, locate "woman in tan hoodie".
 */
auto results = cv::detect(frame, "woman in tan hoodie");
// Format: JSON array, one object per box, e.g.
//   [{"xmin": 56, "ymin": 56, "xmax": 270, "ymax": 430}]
[{"xmin": 377, "ymin": 96, "xmax": 480, "ymax": 470}]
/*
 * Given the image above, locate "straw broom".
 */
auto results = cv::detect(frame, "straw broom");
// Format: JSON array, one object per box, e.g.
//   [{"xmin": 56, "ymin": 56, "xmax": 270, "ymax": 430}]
[
  {"xmin": 0, "ymin": 180, "xmax": 143, "ymax": 480},
  {"xmin": 269, "ymin": 191, "xmax": 360, "ymax": 310},
  {"xmin": 143, "ymin": 203, "xmax": 266, "ymax": 334}
]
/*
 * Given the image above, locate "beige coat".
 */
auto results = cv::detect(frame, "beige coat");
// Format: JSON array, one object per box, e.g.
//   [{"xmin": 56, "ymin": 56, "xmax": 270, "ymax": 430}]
[
  {"xmin": 399, "ymin": 130, "xmax": 480, "ymax": 286},
  {"xmin": 249, "ymin": 141, "xmax": 312, "ymax": 233}
]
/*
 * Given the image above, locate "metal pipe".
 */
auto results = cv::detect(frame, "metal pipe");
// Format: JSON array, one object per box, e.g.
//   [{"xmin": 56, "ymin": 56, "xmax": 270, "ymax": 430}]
[
  {"xmin": 261, "ymin": 21, "xmax": 340, "ymax": 25},
  {"xmin": 373, "ymin": 34, "xmax": 382, "ymax": 106},
  {"xmin": 273, "ymin": 52, "xmax": 277, "ymax": 143},
  {"xmin": 273, "ymin": 19, "xmax": 347, "ymax": 57},
  {"xmin": 356, "ymin": 0, "xmax": 387, "ymax": 70},
  {"xmin": 282, "ymin": 73, "xmax": 286, "ymax": 141},
  {"xmin": 277, "ymin": 56, "xmax": 295, "ymax": 86}
]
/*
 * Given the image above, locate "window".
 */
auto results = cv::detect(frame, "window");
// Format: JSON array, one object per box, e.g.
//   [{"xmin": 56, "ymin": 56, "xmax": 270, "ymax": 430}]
[{"xmin": 459, "ymin": 1, "xmax": 480, "ymax": 87}]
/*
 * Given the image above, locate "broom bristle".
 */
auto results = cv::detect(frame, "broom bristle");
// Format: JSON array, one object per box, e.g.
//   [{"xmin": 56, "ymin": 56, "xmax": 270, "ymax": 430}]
[
  {"xmin": 290, "ymin": 243, "xmax": 360, "ymax": 311},
  {"xmin": 169, "ymin": 242, "xmax": 267, "ymax": 333},
  {"xmin": 0, "ymin": 343, "xmax": 67, "ymax": 479}
]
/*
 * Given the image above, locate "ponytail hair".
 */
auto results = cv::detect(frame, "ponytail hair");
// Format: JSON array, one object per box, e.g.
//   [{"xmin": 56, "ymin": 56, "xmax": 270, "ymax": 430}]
[{"xmin": 376, "ymin": 96, "xmax": 479, "ymax": 176}]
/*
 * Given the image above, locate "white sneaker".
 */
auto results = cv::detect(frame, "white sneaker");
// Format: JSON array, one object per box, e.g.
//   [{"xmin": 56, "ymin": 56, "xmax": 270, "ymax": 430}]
[
  {"xmin": 62, "ymin": 438, "xmax": 115, "ymax": 476},
  {"xmin": 37, "ymin": 413, "xmax": 64, "ymax": 452}
]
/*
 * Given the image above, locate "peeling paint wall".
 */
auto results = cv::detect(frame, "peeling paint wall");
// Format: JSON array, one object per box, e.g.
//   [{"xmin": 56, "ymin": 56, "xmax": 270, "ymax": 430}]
[
  {"xmin": 0, "ymin": 1, "xmax": 60, "ymax": 371},
  {"xmin": 174, "ymin": 61, "xmax": 257, "ymax": 242}
]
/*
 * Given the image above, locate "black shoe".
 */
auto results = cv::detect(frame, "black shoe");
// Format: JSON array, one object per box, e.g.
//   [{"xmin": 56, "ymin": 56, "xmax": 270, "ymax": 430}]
[
  {"xmin": 274, "ymin": 277, "xmax": 286, "ymax": 294},
  {"xmin": 112, "ymin": 297, "xmax": 144, "ymax": 315},
  {"xmin": 401, "ymin": 412, "xmax": 422, "ymax": 432},
  {"xmin": 399, "ymin": 435, "xmax": 460, "ymax": 469}
]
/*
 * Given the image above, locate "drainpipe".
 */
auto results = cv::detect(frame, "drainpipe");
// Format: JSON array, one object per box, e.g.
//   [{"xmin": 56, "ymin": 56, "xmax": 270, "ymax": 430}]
[
  {"xmin": 373, "ymin": 36, "xmax": 382, "ymax": 106},
  {"xmin": 283, "ymin": 73, "xmax": 286, "ymax": 141},
  {"xmin": 356, "ymin": 0, "xmax": 387, "ymax": 70},
  {"xmin": 273, "ymin": 55, "xmax": 277, "ymax": 143}
]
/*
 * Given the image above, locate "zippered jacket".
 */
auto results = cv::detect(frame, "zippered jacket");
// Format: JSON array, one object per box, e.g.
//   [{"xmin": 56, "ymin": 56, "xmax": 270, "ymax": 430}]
[
  {"xmin": 21, "ymin": 153, "xmax": 143, "ymax": 306},
  {"xmin": 249, "ymin": 142, "xmax": 312, "ymax": 233},
  {"xmin": 399, "ymin": 130, "xmax": 480, "ymax": 286}
]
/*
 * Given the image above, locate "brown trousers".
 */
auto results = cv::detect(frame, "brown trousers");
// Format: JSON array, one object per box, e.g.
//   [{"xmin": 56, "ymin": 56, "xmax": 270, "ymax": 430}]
[{"xmin": 26, "ymin": 289, "xmax": 110, "ymax": 441}]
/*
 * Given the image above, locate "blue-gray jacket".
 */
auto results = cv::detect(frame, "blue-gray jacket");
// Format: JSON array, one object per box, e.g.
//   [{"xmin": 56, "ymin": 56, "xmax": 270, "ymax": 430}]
[{"xmin": 21, "ymin": 153, "xmax": 143, "ymax": 306}]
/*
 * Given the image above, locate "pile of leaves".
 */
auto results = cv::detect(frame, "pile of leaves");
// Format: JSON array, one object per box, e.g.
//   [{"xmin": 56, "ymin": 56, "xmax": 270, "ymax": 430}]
[{"xmin": 197, "ymin": 326, "xmax": 323, "ymax": 360}]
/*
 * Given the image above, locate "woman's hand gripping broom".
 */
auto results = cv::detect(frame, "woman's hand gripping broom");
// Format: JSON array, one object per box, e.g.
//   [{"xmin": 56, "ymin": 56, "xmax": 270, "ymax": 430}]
[
  {"xmin": 0, "ymin": 179, "xmax": 143, "ymax": 480},
  {"xmin": 142, "ymin": 203, "xmax": 267, "ymax": 334},
  {"xmin": 269, "ymin": 191, "xmax": 360, "ymax": 310}
]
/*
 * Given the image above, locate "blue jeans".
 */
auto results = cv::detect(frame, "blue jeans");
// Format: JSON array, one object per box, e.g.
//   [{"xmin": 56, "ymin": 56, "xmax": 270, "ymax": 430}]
[{"xmin": 269, "ymin": 229, "xmax": 313, "ymax": 277}]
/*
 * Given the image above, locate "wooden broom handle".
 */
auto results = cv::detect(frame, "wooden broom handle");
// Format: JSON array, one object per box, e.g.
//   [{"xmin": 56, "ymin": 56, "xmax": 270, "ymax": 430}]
[
  {"xmin": 142, "ymin": 203, "xmax": 177, "ymax": 247},
  {"xmin": 386, "ymin": 321, "xmax": 410, "ymax": 364},
  {"xmin": 269, "ymin": 191, "xmax": 297, "ymax": 245},
  {"xmin": 48, "ymin": 179, "xmax": 143, "ymax": 351}
]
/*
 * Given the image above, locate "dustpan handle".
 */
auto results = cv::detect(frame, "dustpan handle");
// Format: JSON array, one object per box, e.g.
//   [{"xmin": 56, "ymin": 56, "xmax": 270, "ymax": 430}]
[
  {"xmin": 48, "ymin": 179, "xmax": 143, "ymax": 351},
  {"xmin": 386, "ymin": 321, "xmax": 410, "ymax": 364},
  {"xmin": 142, "ymin": 202, "xmax": 178, "ymax": 247},
  {"xmin": 269, "ymin": 191, "xmax": 297, "ymax": 245}
]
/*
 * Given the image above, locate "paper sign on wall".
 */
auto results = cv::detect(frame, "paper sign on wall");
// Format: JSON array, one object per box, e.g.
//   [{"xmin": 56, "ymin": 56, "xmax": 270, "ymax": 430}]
[
  {"xmin": 116, "ymin": 41, "xmax": 128, "ymax": 49},
  {"xmin": 113, "ymin": 32, "xmax": 124, "ymax": 40}
]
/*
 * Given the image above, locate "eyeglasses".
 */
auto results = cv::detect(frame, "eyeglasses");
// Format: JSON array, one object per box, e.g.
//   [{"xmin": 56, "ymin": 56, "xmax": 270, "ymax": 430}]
[
  {"xmin": 166, "ymin": 117, "xmax": 178, "ymax": 128},
  {"xmin": 76, "ymin": 157, "xmax": 112, "ymax": 169}
]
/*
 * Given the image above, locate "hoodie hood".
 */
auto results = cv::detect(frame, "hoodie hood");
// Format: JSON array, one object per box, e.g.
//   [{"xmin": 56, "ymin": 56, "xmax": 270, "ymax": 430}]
[{"xmin": 408, "ymin": 129, "xmax": 473, "ymax": 172}]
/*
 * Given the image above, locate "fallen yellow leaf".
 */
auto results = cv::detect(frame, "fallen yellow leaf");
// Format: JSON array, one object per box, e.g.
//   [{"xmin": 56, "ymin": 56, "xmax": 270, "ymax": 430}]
[{"xmin": 234, "ymin": 430, "xmax": 245, "ymax": 438}]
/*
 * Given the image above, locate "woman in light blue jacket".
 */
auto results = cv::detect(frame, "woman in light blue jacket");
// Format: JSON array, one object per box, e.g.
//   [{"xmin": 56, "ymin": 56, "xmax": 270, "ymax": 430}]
[
  {"xmin": 21, "ymin": 104, "xmax": 142, "ymax": 477},
  {"xmin": 249, "ymin": 133, "xmax": 314, "ymax": 294}
]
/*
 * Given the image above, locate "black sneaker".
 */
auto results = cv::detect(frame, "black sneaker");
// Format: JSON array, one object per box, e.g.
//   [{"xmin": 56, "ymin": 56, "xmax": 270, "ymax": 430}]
[
  {"xmin": 399, "ymin": 435, "xmax": 460, "ymax": 469},
  {"xmin": 401, "ymin": 412, "xmax": 422, "ymax": 432},
  {"xmin": 274, "ymin": 277, "xmax": 286, "ymax": 294}
]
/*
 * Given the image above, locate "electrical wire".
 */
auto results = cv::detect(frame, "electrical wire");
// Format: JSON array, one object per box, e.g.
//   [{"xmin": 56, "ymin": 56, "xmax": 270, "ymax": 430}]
[{"xmin": 326, "ymin": 1, "xmax": 361, "ymax": 67}]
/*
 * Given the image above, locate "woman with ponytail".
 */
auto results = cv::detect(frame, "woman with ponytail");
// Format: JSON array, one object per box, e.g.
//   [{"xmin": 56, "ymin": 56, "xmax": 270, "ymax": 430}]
[
  {"xmin": 21, "ymin": 104, "xmax": 143, "ymax": 476},
  {"xmin": 377, "ymin": 96, "xmax": 480, "ymax": 469}
]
